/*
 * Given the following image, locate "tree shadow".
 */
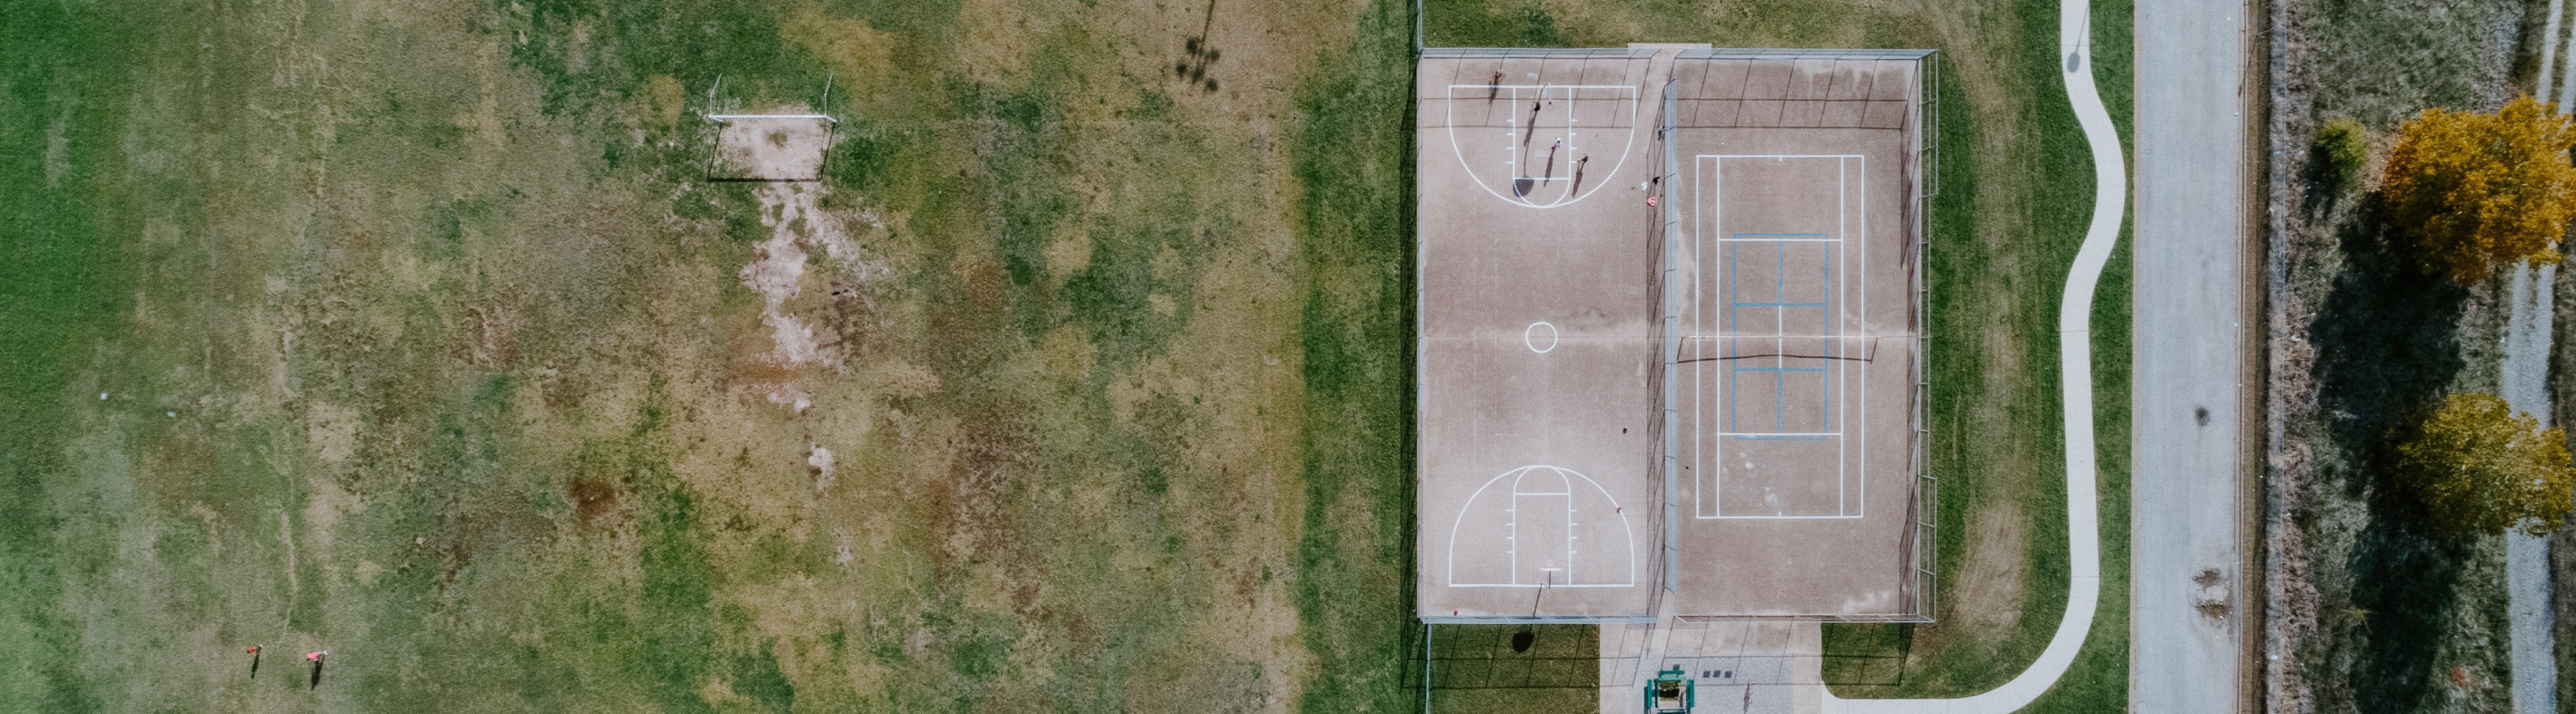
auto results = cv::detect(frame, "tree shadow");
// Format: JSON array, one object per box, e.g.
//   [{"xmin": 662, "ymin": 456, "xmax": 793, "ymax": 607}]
[
  {"xmin": 2301, "ymin": 144, "xmax": 2349, "ymax": 221},
  {"xmin": 2306, "ymin": 197, "xmax": 2472, "ymax": 714}
]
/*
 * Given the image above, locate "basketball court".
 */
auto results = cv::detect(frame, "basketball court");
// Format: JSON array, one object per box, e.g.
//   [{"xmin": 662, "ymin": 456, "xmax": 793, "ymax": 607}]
[{"xmin": 1416, "ymin": 47, "xmax": 1930, "ymax": 628}]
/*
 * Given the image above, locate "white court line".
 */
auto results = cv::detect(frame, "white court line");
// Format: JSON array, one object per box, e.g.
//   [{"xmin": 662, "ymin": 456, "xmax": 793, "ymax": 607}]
[
  {"xmin": 1709, "ymin": 154, "xmax": 1866, "ymax": 159},
  {"xmin": 1443, "ymin": 84, "xmax": 1643, "ymax": 209},
  {"xmin": 1821, "ymin": 0, "xmax": 2121, "ymax": 709},
  {"xmin": 1696, "ymin": 155, "xmax": 1865, "ymax": 520},
  {"xmin": 706, "ymin": 113, "xmax": 839, "ymax": 123},
  {"xmin": 1525, "ymin": 321, "xmax": 1560, "ymax": 353},
  {"xmin": 1711, "ymin": 237, "xmax": 1843, "ymax": 242},
  {"xmin": 1447, "ymin": 465, "xmax": 1638, "ymax": 588},
  {"xmin": 1686, "ymin": 335, "xmax": 1880, "ymax": 339}
]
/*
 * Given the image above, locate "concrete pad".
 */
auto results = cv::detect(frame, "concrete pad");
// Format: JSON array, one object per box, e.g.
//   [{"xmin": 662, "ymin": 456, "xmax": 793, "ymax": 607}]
[
  {"xmin": 1666, "ymin": 55, "xmax": 1923, "ymax": 619},
  {"xmin": 1419, "ymin": 48, "xmax": 1925, "ymax": 622},
  {"xmin": 1419, "ymin": 49, "xmax": 1666, "ymax": 619}
]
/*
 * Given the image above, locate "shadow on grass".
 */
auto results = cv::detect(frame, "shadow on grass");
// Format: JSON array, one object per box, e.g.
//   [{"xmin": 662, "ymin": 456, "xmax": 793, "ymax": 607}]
[
  {"xmin": 2300, "ymin": 145, "xmax": 2350, "ymax": 222},
  {"xmin": 2306, "ymin": 197, "xmax": 2471, "ymax": 714},
  {"xmin": 1419, "ymin": 625, "xmax": 1599, "ymax": 714},
  {"xmin": 1820, "ymin": 622, "xmax": 1916, "ymax": 688}
]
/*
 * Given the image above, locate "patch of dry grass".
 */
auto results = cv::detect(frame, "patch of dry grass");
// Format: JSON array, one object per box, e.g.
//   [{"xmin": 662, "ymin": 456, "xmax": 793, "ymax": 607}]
[
  {"xmin": 2268, "ymin": 0, "xmax": 2528, "ymax": 710},
  {"xmin": 0, "ymin": 0, "xmax": 1417, "ymax": 711}
]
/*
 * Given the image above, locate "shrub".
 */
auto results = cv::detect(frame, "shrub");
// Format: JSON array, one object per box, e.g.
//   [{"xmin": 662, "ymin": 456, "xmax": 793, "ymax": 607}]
[
  {"xmin": 2380, "ymin": 95, "xmax": 2576, "ymax": 282},
  {"xmin": 2393, "ymin": 392, "xmax": 2576, "ymax": 536},
  {"xmin": 2315, "ymin": 118, "xmax": 2369, "ymax": 186}
]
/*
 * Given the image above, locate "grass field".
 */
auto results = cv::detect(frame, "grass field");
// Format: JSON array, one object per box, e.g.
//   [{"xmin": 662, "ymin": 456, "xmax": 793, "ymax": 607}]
[
  {"xmin": 1422, "ymin": 0, "xmax": 2134, "ymax": 710},
  {"xmin": 2268, "ymin": 0, "xmax": 2530, "ymax": 711},
  {"xmin": 1, "ymin": 0, "xmax": 2134, "ymax": 710},
  {"xmin": 0, "ymin": 0, "xmax": 1421, "ymax": 710}
]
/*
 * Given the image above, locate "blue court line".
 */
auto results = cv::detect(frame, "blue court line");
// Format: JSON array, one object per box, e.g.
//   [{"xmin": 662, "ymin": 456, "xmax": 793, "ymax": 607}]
[
  {"xmin": 1727, "ymin": 244, "xmax": 1740, "ymax": 332},
  {"xmin": 1720, "ymin": 239, "xmax": 1836, "ymax": 316},
  {"xmin": 1731, "ymin": 366, "xmax": 1828, "ymax": 434},
  {"xmin": 1715, "ymin": 237, "xmax": 1839, "ymax": 435},
  {"xmin": 1732, "ymin": 366, "xmax": 1828, "ymax": 433}
]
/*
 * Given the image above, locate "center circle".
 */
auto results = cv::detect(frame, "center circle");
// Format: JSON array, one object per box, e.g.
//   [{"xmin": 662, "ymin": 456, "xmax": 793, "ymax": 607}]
[{"xmin": 1524, "ymin": 322, "xmax": 1560, "ymax": 353}]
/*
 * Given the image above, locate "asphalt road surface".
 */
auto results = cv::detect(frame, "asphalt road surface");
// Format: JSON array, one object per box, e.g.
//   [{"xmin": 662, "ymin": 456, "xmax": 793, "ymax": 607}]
[
  {"xmin": 2503, "ymin": 7, "xmax": 2565, "ymax": 710},
  {"xmin": 2131, "ymin": 1, "xmax": 2251, "ymax": 711}
]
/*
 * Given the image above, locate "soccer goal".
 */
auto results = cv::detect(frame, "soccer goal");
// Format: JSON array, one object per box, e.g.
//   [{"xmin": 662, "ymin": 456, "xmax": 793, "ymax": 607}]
[{"xmin": 702, "ymin": 74, "xmax": 842, "ymax": 182}]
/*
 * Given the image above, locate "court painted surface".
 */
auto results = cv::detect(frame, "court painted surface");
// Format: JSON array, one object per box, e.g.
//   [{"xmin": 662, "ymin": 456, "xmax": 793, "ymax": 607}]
[{"xmin": 1416, "ymin": 48, "xmax": 1926, "ymax": 623}]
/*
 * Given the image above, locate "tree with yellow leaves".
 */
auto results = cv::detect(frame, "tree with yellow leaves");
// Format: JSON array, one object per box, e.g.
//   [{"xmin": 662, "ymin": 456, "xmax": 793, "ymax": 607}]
[
  {"xmin": 2381, "ymin": 95, "xmax": 2576, "ymax": 282},
  {"xmin": 2393, "ymin": 392, "xmax": 2576, "ymax": 536}
]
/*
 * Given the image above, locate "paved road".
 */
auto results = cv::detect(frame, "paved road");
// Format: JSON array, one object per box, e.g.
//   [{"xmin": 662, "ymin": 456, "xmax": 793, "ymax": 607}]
[
  {"xmin": 2130, "ymin": 1, "xmax": 2251, "ymax": 711},
  {"xmin": 1818, "ymin": 0, "xmax": 2123, "ymax": 708},
  {"xmin": 2504, "ymin": 11, "xmax": 2569, "ymax": 712},
  {"xmin": 2504, "ymin": 262, "xmax": 2557, "ymax": 714}
]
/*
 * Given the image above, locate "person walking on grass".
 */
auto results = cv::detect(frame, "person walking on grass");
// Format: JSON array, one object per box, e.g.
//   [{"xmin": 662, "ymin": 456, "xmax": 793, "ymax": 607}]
[
  {"xmin": 245, "ymin": 646, "xmax": 261, "ymax": 680},
  {"xmin": 306, "ymin": 650, "xmax": 327, "ymax": 689}
]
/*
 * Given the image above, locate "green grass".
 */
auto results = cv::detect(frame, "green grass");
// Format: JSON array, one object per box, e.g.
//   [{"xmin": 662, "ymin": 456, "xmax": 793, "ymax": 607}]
[
  {"xmin": 1291, "ymin": 2, "xmax": 1421, "ymax": 712},
  {"xmin": 0, "ymin": 3, "xmax": 145, "ymax": 710},
  {"xmin": 1423, "ymin": 625, "xmax": 1599, "ymax": 714},
  {"xmin": 3, "ymin": 0, "xmax": 2142, "ymax": 710},
  {"xmin": 0, "ymin": 0, "xmax": 1424, "ymax": 711},
  {"xmin": 1825, "ymin": 0, "xmax": 2134, "ymax": 709}
]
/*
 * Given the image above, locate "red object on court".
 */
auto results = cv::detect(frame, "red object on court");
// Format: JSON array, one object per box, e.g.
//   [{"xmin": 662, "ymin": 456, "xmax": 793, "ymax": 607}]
[
  {"xmin": 1646, "ymin": 196, "xmax": 1658, "ymax": 208},
  {"xmin": 246, "ymin": 646, "xmax": 259, "ymax": 653}
]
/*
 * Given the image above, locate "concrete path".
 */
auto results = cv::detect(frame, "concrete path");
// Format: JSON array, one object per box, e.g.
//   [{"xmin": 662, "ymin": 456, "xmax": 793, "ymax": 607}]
[
  {"xmin": 2504, "ymin": 261, "xmax": 2557, "ymax": 714},
  {"xmin": 1817, "ymin": 0, "xmax": 2123, "ymax": 708},
  {"xmin": 2129, "ymin": 0, "xmax": 2252, "ymax": 710},
  {"xmin": 1603, "ymin": 621, "xmax": 1821, "ymax": 714},
  {"xmin": 2504, "ymin": 11, "xmax": 2570, "ymax": 711}
]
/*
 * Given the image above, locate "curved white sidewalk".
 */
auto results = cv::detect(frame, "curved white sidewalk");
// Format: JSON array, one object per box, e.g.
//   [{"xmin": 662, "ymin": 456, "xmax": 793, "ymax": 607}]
[{"xmin": 1820, "ymin": 0, "xmax": 2125, "ymax": 710}]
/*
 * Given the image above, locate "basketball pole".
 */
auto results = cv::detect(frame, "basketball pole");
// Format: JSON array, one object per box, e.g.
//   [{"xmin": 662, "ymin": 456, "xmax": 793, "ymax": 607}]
[{"xmin": 1531, "ymin": 567, "xmax": 1560, "ymax": 617}]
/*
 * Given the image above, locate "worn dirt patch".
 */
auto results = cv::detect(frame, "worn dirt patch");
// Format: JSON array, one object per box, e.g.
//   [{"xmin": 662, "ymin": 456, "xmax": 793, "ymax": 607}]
[
  {"xmin": 721, "ymin": 114, "xmax": 880, "ymax": 413},
  {"xmin": 1950, "ymin": 502, "xmax": 2030, "ymax": 634},
  {"xmin": 570, "ymin": 476, "xmax": 620, "ymax": 527},
  {"xmin": 714, "ymin": 115, "xmax": 833, "ymax": 182}
]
